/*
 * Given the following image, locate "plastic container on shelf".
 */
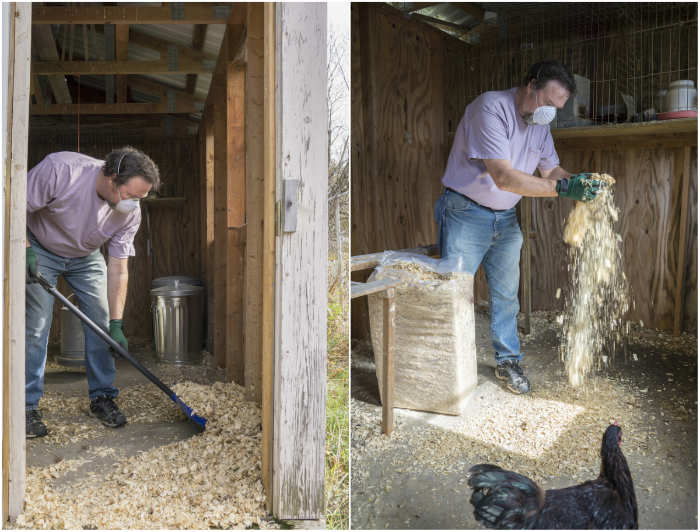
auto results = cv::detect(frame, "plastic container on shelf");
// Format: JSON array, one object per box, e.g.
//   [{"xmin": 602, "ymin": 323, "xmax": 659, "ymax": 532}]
[{"xmin": 665, "ymin": 80, "xmax": 697, "ymax": 112}]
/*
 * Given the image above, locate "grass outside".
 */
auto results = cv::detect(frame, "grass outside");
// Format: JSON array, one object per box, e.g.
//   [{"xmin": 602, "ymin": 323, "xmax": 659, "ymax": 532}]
[{"xmin": 325, "ymin": 291, "xmax": 349, "ymax": 529}]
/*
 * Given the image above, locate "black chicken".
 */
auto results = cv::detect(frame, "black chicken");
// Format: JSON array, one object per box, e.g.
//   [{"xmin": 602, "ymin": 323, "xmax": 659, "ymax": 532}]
[{"xmin": 468, "ymin": 423, "xmax": 638, "ymax": 529}]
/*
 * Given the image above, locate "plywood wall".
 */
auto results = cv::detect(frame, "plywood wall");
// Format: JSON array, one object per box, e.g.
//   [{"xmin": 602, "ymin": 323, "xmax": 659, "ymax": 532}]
[
  {"xmin": 27, "ymin": 132, "xmax": 202, "ymax": 343},
  {"xmin": 352, "ymin": 3, "xmax": 697, "ymax": 335}
]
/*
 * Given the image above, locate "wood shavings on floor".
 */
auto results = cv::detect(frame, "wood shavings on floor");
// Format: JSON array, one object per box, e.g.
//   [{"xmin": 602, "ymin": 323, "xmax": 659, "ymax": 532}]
[
  {"xmin": 17, "ymin": 381, "xmax": 277, "ymax": 530},
  {"xmin": 352, "ymin": 371, "xmax": 647, "ymax": 487}
]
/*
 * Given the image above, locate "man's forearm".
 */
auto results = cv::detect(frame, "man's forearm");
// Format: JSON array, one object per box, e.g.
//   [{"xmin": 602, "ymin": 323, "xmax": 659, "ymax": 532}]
[
  {"xmin": 494, "ymin": 168, "xmax": 559, "ymax": 197},
  {"xmin": 107, "ymin": 257, "xmax": 129, "ymax": 320}
]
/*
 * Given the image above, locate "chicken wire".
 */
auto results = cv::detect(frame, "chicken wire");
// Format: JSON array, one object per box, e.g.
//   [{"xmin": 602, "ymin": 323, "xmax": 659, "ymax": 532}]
[{"xmin": 465, "ymin": 2, "xmax": 697, "ymax": 125}]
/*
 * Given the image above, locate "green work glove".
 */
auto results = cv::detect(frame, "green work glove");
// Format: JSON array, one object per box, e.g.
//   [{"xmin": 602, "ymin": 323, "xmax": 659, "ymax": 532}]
[
  {"xmin": 109, "ymin": 319, "xmax": 128, "ymax": 351},
  {"xmin": 556, "ymin": 173, "xmax": 603, "ymax": 202},
  {"xmin": 26, "ymin": 246, "xmax": 38, "ymax": 283}
]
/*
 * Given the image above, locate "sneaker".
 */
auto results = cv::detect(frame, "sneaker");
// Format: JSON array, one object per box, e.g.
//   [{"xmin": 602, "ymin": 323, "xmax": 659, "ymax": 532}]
[
  {"xmin": 89, "ymin": 396, "xmax": 127, "ymax": 428},
  {"xmin": 495, "ymin": 360, "xmax": 531, "ymax": 394},
  {"xmin": 26, "ymin": 409, "xmax": 48, "ymax": 438}
]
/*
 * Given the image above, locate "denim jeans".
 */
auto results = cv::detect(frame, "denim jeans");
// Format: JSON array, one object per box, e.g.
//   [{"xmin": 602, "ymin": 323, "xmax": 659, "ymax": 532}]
[
  {"xmin": 435, "ymin": 188, "xmax": 523, "ymax": 363},
  {"xmin": 26, "ymin": 235, "xmax": 118, "ymax": 409}
]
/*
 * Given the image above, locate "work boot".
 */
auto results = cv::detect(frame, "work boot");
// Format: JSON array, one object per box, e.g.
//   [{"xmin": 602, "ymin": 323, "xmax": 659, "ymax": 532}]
[
  {"xmin": 495, "ymin": 360, "xmax": 531, "ymax": 394},
  {"xmin": 89, "ymin": 396, "xmax": 127, "ymax": 428},
  {"xmin": 26, "ymin": 409, "xmax": 48, "ymax": 438}
]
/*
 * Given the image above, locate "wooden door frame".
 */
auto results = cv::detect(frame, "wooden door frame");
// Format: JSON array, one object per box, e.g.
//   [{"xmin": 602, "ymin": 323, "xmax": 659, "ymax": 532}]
[{"xmin": 3, "ymin": 1, "xmax": 31, "ymax": 523}]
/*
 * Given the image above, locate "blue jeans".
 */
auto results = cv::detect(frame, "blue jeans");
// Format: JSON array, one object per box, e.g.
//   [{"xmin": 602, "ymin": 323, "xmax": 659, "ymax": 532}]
[
  {"xmin": 26, "ymin": 235, "xmax": 118, "ymax": 409},
  {"xmin": 435, "ymin": 189, "xmax": 523, "ymax": 363}
]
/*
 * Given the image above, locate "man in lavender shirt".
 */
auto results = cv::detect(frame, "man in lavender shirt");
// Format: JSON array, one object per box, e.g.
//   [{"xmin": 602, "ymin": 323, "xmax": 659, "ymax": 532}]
[
  {"xmin": 435, "ymin": 60, "xmax": 602, "ymax": 394},
  {"xmin": 25, "ymin": 147, "xmax": 160, "ymax": 437}
]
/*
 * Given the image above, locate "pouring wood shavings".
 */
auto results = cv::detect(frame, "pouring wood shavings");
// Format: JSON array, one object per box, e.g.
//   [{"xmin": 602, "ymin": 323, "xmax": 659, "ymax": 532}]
[
  {"xmin": 561, "ymin": 173, "xmax": 630, "ymax": 386},
  {"xmin": 17, "ymin": 381, "xmax": 278, "ymax": 530}
]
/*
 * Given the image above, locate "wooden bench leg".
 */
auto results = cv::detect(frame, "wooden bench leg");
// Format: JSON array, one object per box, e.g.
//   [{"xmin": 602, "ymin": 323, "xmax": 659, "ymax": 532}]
[{"xmin": 382, "ymin": 288, "xmax": 395, "ymax": 436}]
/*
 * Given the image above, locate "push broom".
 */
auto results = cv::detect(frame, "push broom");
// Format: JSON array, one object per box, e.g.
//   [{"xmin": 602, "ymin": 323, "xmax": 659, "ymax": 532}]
[{"xmin": 32, "ymin": 272, "xmax": 207, "ymax": 430}]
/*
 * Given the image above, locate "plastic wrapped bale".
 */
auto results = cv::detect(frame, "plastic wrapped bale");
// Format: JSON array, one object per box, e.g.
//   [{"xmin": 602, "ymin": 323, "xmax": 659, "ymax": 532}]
[{"xmin": 367, "ymin": 252, "xmax": 477, "ymax": 415}]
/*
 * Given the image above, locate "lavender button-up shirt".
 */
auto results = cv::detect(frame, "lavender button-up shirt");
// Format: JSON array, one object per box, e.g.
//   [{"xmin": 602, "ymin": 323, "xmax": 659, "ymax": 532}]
[
  {"xmin": 441, "ymin": 88, "xmax": 560, "ymax": 210},
  {"xmin": 26, "ymin": 151, "xmax": 141, "ymax": 259}
]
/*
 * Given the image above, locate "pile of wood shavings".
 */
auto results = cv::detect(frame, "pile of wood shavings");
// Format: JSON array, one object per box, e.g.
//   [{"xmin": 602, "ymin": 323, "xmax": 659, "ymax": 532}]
[
  {"xmin": 561, "ymin": 173, "xmax": 629, "ymax": 386},
  {"xmin": 17, "ymin": 381, "xmax": 276, "ymax": 530}
]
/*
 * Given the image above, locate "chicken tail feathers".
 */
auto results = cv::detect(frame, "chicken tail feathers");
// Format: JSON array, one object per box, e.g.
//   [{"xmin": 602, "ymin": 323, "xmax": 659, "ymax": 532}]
[{"xmin": 468, "ymin": 464, "xmax": 543, "ymax": 529}]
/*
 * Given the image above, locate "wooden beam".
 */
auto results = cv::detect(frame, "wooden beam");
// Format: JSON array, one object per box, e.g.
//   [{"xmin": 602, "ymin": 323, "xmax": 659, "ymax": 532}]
[
  {"xmin": 128, "ymin": 28, "xmax": 217, "ymax": 63},
  {"xmin": 30, "ymin": 74, "xmax": 44, "ymax": 105},
  {"xmin": 411, "ymin": 12, "xmax": 482, "ymax": 39},
  {"xmin": 202, "ymin": 112, "xmax": 216, "ymax": 352},
  {"xmin": 31, "ymin": 25, "xmax": 73, "ymax": 103},
  {"xmin": 272, "ymin": 3, "xmax": 327, "ymax": 520},
  {"xmin": 30, "ymin": 101, "xmax": 202, "ymax": 115},
  {"xmin": 32, "ymin": 59, "xmax": 213, "ymax": 75},
  {"xmin": 4, "ymin": 2, "xmax": 31, "ymax": 522},
  {"xmin": 115, "ymin": 25, "xmax": 129, "ymax": 102},
  {"xmin": 213, "ymin": 96, "xmax": 227, "ymax": 370},
  {"xmin": 225, "ymin": 62, "xmax": 246, "ymax": 384},
  {"xmin": 207, "ymin": 5, "xmax": 247, "ymax": 374},
  {"xmin": 244, "ymin": 2, "xmax": 265, "ymax": 402},
  {"xmin": 552, "ymin": 118, "xmax": 697, "ymax": 140},
  {"xmin": 673, "ymin": 146, "xmax": 692, "ymax": 335},
  {"xmin": 186, "ymin": 24, "xmax": 208, "ymax": 94},
  {"xmin": 261, "ymin": 2, "xmax": 276, "ymax": 513},
  {"xmin": 350, "ymin": 278, "xmax": 403, "ymax": 299},
  {"xmin": 382, "ymin": 288, "xmax": 396, "ymax": 436},
  {"xmin": 32, "ymin": 4, "xmax": 232, "ymax": 24},
  {"xmin": 395, "ymin": 2, "xmax": 444, "ymax": 13}
]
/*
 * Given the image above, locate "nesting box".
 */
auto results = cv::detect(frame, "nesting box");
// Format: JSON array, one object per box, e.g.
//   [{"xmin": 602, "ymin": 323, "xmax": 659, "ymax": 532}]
[{"xmin": 367, "ymin": 255, "xmax": 478, "ymax": 415}]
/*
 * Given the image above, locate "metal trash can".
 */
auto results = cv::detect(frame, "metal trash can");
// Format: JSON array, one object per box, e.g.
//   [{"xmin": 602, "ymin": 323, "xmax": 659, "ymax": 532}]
[
  {"xmin": 57, "ymin": 304, "xmax": 86, "ymax": 367},
  {"xmin": 151, "ymin": 280, "xmax": 204, "ymax": 365}
]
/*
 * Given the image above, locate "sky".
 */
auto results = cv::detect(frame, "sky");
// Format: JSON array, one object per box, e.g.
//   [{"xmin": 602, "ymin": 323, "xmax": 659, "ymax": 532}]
[{"xmin": 327, "ymin": 2, "xmax": 350, "ymax": 162}]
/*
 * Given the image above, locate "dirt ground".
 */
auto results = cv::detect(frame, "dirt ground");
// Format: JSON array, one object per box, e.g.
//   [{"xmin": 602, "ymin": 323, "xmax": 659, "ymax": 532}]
[
  {"xmin": 351, "ymin": 310, "xmax": 698, "ymax": 530},
  {"xmin": 21, "ymin": 340, "xmax": 276, "ymax": 529}
]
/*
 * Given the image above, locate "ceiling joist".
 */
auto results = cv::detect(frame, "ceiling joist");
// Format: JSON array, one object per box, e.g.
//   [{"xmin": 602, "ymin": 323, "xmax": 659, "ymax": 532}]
[
  {"xmin": 32, "ymin": 3, "xmax": 232, "ymax": 25},
  {"xmin": 33, "ymin": 59, "xmax": 213, "ymax": 76}
]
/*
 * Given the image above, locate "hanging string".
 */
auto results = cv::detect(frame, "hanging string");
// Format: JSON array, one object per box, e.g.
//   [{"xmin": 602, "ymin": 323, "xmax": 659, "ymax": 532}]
[{"xmin": 77, "ymin": 74, "xmax": 80, "ymax": 153}]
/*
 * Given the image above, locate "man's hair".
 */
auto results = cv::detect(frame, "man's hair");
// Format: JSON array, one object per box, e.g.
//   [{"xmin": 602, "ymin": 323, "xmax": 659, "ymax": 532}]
[
  {"xmin": 522, "ymin": 60, "xmax": 576, "ymax": 94},
  {"xmin": 103, "ymin": 146, "xmax": 161, "ymax": 191}
]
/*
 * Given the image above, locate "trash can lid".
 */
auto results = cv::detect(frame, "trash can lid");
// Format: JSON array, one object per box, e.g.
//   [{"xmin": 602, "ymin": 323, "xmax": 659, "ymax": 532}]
[
  {"xmin": 152, "ymin": 276, "xmax": 203, "ymax": 288},
  {"xmin": 151, "ymin": 280, "xmax": 204, "ymax": 296}
]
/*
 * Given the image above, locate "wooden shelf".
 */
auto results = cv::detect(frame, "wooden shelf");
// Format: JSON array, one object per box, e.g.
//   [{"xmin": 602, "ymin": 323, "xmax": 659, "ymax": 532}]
[
  {"xmin": 552, "ymin": 117, "xmax": 697, "ymax": 142},
  {"xmin": 142, "ymin": 196, "xmax": 186, "ymax": 207}
]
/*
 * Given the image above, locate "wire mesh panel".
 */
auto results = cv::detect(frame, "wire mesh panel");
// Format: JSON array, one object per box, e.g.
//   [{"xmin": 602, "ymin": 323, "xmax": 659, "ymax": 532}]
[{"xmin": 463, "ymin": 2, "xmax": 697, "ymax": 125}]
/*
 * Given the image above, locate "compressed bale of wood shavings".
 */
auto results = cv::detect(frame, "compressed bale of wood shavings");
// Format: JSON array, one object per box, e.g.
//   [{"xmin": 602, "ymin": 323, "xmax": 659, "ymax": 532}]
[
  {"xmin": 367, "ymin": 254, "xmax": 477, "ymax": 415},
  {"xmin": 561, "ymin": 173, "xmax": 629, "ymax": 386},
  {"xmin": 16, "ymin": 381, "xmax": 277, "ymax": 530}
]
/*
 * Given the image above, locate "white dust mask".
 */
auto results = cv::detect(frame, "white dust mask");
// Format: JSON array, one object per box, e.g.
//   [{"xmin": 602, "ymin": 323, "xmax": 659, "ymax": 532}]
[
  {"xmin": 526, "ymin": 90, "xmax": 556, "ymax": 125},
  {"xmin": 114, "ymin": 196, "xmax": 140, "ymax": 213}
]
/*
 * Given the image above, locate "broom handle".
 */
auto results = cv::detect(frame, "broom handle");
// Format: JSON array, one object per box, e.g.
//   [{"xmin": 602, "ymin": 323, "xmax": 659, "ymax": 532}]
[{"xmin": 33, "ymin": 273, "xmax": 175, "ymax": 398}]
